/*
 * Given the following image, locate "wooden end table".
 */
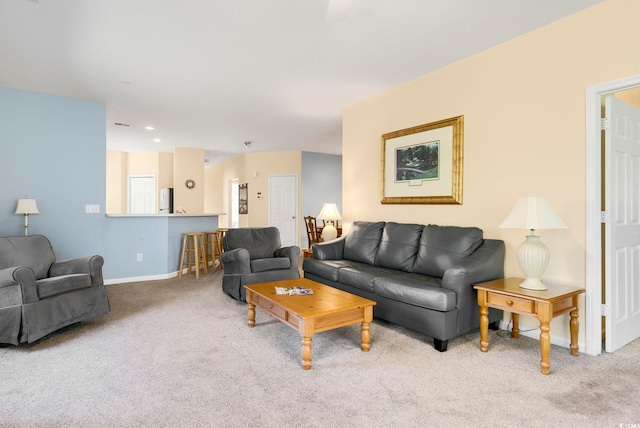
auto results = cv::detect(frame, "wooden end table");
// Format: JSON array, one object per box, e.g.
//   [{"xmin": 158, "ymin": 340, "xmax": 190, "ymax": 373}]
[
  {"xmin": 474, "ymin": 277, "xmax": 585, "ymax": 375},
  {"xmin": 245, "ymin": 278, "xmax": 376, "ymax": 370}
]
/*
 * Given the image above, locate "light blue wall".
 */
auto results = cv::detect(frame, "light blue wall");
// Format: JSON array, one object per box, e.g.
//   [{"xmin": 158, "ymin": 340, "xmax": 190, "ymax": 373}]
[
  {"xmin": 0, "ymin": 86, "xmax": 107, "ymax": 258},
  {"xmin": 301, "ymin": 152, "xmax": 342, "ymax": 248},
  {"xmin": 0, "ymin": 86, "xmax": 218, "ymax": 282}
]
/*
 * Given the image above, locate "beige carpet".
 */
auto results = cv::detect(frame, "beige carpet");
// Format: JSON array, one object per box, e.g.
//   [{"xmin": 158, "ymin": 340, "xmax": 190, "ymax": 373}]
[{"xmin": 1, "ymin": 270, "xmax": 639, "ymax": 427}]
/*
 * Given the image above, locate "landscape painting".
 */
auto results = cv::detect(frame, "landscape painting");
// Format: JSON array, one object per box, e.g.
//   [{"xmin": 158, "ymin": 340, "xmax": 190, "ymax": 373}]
[{"xmin": 395, "ymin": 141, "xmax": 439, "ymax": 182}]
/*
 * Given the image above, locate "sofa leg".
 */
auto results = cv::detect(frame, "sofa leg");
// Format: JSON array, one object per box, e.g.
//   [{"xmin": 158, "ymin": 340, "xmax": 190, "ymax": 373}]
[
  {"xmin": 433, "ymin": 339, "xmax": 448, "ymax": 352},
  {"xmin": 489, "ymin": 321, "xmax": 500, "ymax": 331}
]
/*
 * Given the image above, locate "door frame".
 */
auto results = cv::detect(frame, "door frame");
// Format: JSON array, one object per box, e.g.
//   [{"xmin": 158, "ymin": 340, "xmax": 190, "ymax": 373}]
[{"xmin": 585, "ymin": 73, "xmax": 640, "ymax": 356}]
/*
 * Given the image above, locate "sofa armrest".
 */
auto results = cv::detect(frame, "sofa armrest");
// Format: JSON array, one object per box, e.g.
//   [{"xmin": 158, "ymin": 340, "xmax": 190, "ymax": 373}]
[
  {"xmin": 311, "ymin": 236, "xmax": 346, "ymax": 260},
  {"xmin": 0, "ymin": 265, "xmax": 39, "ymax": 303},
  {"xmin": 219, "ymin": 248, "xmax": 251, "ymax": 275},
  {"xmin": 50, "ymin": 255, "xmax": 105, "ymax": 286},
  {"xmin": 441, "ymin": 239, "xmax": 505, "ymax": 293},
  {"xmin": 275, "ymin": 246, "xmax": 301, "ymax": 269}
]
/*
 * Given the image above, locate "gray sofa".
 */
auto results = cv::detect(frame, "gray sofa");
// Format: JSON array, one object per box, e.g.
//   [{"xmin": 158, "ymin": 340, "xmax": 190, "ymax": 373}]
[
  {"xmin": 0, "ymin": 235, "xmax": 110, "ymax": 345},
  {"xmin": 303, "ymin": 221, "xmax": 504, "ymax": 352},
  {"xmin": 220, "ymin": 227, "xmax": 301, "ymax": 301}
]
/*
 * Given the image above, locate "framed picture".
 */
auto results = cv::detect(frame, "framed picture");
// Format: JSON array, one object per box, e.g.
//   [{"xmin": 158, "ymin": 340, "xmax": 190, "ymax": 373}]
[
  {"xmin": 239, "ymin": 183, "xmax": 248, "ymax": 214},
  {"xmin": 381, "ymin": 115, "xmax": 463, "ymax": 204}
]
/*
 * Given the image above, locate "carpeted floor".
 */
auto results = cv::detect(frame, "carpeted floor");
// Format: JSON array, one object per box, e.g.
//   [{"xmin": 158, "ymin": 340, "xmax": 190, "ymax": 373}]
[{"xmin": 1, "ymin": 270, "xmax": 639, "ymax": 427}]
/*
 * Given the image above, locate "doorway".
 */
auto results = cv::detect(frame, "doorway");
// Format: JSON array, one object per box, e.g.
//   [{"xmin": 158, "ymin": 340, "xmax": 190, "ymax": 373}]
[
  {"xmin": 586, "ymin": 73, "xmax": 640, "ymax": 356},
  {"xmin": 269, "ymin": 174, "xmax": 298, "ymax": 247}
]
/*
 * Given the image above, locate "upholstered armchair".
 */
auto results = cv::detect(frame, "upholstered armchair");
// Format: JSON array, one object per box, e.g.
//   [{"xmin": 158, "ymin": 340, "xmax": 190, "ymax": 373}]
[
  {"xmin": 0, "ymin": 235, "xmax": 110, "ymax": 345},
  {"xmin": 220, "ymin": 227, "xmax": 300, "ymax": 301}
]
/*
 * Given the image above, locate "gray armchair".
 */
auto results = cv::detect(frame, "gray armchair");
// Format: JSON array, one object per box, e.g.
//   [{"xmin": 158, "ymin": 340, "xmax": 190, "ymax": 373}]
[
  {"xmin": 220, "ymin": 227, "xmax": 300, "ymax": 301},
  {"xmin": 0, "ymin": 235, "xmax": 110, "ymax": 345}
]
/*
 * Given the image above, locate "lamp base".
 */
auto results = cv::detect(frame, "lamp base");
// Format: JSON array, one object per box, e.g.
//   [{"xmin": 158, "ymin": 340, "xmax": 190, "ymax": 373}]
[
  {"xmin": 321, "ymin": 223, "xmax": 337, "ymax": 241},
  {"xmin": 519, "ymin": 277, "xmax": 548, "ymax": 291},
  {"xmin": 517, "ymin": 234, "xmax": 549, "ymax": 291}
]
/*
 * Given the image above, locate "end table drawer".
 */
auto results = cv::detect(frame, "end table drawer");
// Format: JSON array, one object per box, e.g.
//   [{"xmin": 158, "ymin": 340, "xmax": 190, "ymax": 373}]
[{"xmin": 488, "ymin": 293, "xmax": 535, "ymax": 313}]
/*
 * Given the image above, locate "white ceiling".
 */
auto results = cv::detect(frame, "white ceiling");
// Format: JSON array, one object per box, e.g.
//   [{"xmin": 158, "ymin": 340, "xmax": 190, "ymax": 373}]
[{"xmin": 0, "ymin": 0, "xmax": 603, "ymax": 165}]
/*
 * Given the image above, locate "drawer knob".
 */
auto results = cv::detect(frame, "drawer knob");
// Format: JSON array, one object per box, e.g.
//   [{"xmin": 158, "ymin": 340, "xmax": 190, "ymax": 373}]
[
  {"xmin": 268, "ymin": 304, "xmax": 274, "ymax": 309},
  {"xmin": 507, "ymin": 300, "xmax": 514, "ymax": 306}
]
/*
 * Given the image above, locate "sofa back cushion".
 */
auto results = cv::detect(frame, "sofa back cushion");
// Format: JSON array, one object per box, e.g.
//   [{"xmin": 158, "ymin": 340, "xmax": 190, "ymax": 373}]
[
  {"xmin": 343, "ymin": 221, "xmax": 385, "ymax": 265},
  {"xmin": 375, "ymin": 222, "xmax": 423, "ymax": 272},
  {"xmin": 0, "ymin": 235, "xmax": 55, "ymax": 280},
  {"xmin": 223, "ymin": 227, "xmax": 281, "ymax": 260},
  {"xmin": 412, "ymin": 225, "xmax": 484, "ymax": 277}
]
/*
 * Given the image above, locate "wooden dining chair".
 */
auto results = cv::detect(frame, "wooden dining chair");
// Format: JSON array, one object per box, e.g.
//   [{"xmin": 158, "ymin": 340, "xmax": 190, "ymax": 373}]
[{"xmin": 304, "ymin": 216, "xmax": 320, "ymax": 248}]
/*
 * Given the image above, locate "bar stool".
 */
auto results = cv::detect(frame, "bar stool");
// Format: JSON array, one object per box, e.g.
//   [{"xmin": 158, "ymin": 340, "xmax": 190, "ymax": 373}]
[
  {"xmin": 203, "ymin": 231, "xmax": 221, "ymax": 272},
  {"xmin": 179, "ymin": 232, "xmax": 208, "ymax": 279},
  {"xmin": 216, "ymin": 228, "xmax": 228, "ymax": 269}
]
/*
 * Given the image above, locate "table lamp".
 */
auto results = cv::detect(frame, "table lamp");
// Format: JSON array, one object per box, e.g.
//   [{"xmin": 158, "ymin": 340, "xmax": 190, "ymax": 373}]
[
  {"xmin": 15, "ymin": 197, "xmax": 40, "ymax": 236},
  {"xmin": 317, "ymin": 203, "xmax": 342, "ymax": 241},
  {"xmin": 499, "ymin": 197, "xmax": 567, "ymax": 290}
]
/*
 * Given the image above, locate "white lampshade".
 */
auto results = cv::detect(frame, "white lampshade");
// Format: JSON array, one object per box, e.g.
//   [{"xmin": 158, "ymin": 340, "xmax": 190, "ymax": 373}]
[
  {"xmin": 499, "ymin": 197, "xmax": 567, "ymax": 231},
  {"xmin": 15, "ymin": 198, "xmax": 40, "ymax": 215},
  {"xmin": 500, "ymin": 197, "xmax": 567, "ymax": 291},
  {"xmin": 317, "ymin": 203, "xmax": 342, "ymax": 241}
]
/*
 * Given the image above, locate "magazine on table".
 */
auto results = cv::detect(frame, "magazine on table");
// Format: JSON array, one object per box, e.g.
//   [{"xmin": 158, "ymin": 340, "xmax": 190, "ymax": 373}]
[{"xmin": 274, "ymin": 286, "xmax": 314, "ymax": 295}]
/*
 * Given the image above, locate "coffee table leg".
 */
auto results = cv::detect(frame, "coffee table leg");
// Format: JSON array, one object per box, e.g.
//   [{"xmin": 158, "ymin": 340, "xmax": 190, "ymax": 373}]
[
  {"xmin": 301, "ymin": 336, "xmax": 312, "ymax": 370},
  {"xmin": 300, "ymin": 319, "xmax": 315, "ymax": 370},
  {"xmin": 361, "ymin": 306, "xmax": 373, "ymax": 352},
  {"xmin": 247, "ymin": 301, "xmax": 256, "ymax": 328},
  {"xmin": 539, "ymin": 302, "xmax": 552, "ymax": 375}
]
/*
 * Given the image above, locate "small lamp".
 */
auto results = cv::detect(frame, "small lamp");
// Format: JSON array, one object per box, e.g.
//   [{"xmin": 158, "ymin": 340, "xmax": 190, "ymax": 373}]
[
  {"xmin": 15, "ymin": 197, "xmax": 40, "ymax": 236},
  {"xmin": 499, "ymin": 197, "xmax": 567, "ymax": 291},
  {"xmin": 317, "ymin": 203, "xmax": 342, "ymax": 241}
]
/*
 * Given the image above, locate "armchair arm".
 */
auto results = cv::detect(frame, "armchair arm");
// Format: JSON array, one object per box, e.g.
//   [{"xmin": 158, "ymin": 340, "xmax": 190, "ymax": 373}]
[
  {"xmin": 311, "ymin": 236, "xmax": 346, "ymax": 260},
  {"xmin": 50, "ymin": 255, "xmax": 105, "ymax": 286},
  {"xmin": 275, "ymin": 246, "xmax": 300, "ymax": 270},
  {"xmin": 0, "ymin": 265, "xmax": 39, "ymax": 303},
  {"xmin": 219, "ymin": 248, "xmax": 251, "ymax": 275}
]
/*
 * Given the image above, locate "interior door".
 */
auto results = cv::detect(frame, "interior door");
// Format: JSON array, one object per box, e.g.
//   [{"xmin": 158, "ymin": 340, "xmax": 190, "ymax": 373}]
[
  {"xmin": 605, "ymin": 96, "xmax": 640, "ymax": 352},
  {"xmin": 269, "ymin": 175, "xmax": 297, "ymax": 247},
  {"xmin": 129, "ymin": 175, "xmax": 156, "ymax": 214}
]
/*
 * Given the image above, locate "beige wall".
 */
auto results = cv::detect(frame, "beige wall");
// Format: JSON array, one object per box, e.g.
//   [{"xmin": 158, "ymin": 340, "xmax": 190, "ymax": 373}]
[
  {"xmin": 174, "ymin": 147, "xmax": 204, "ymax": 214},
  {"xmin": 343, "ymin": 0, "xmax": 640, "ymax": 340},
  {"xmin": 106, "ymin": 151, "xmax": 175, "ymax": 213},
  {"xmin": 205, "ymin": 151, "xmax": 302, "ymax": 235},
  {"xmin": 106, "ymin": 150, "xmax": 128, "ymax": 214}
]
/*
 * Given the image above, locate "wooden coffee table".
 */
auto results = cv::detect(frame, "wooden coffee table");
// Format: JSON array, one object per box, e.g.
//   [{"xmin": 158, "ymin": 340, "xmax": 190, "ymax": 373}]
[{"xmin": 244, "ymin": 278, "xmax": 376, "ymax": 370}]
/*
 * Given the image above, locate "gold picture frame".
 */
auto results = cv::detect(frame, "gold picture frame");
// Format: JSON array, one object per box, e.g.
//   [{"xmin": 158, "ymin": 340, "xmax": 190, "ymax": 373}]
[{"xmin": 381, "ymin": 115, "xmax": 463, "ymax": 205}]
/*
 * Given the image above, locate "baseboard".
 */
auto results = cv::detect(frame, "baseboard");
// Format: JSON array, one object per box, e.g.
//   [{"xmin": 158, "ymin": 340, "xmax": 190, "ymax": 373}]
[
  {"xmin": 104, "ymin": 261, "xmax": 220, "ymax": 285},
  {"xmin": 498, "ymin": 320, "xmax": 585, "ymax": 354}
]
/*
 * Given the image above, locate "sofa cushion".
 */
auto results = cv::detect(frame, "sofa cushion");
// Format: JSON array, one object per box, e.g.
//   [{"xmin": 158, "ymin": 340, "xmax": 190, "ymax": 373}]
[
  {"xmin": 337, "ymin": 263, "xmax": 400, "ymax": 292},
  {"xmin": 302, "ymin": 259, "xmax": 355, "ymax": 282},
  {"xmin": 0, "ymin": 235, "xmax": 55, "ymax": 280},
  {"xmin": 373, "ymin": 274, "xmax": 456, "ymax": 312},
  {"xmin": 375, "ymin": 222, "xmax": 423, "ymax": 272},
  {"xmin": 412, "ymin": 225, "xmax": 484, "ymax": 277},
  {"xmin": 36, "ymin": 274, "xmax": 91, "ymax": 299},
  {"xmin": 250, "ymin": 257, "xmax": 290, "ymax": 273},
  {"xmin": 224, "ymin": 227, "xmax": 281, "ymax": 260},
  {"xmin": 343, "ymin": 221, "xmax": 386, "ymax": 265}
]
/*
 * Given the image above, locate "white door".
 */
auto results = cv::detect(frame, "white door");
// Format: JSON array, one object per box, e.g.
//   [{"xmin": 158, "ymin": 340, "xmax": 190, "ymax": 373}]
[
  {"xmin": 269, "ymin": 175, "xmax": 297, "ymax": 247},
  {"xmin": 605, "ymin": 96, "xmax": 640, "ymax": 352},
  {"xmin": 129, "ymin": 176, "xmax": 156, "ymax": 214}
]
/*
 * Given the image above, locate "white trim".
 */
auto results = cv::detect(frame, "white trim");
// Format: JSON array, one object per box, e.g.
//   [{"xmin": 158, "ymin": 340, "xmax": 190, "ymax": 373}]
[
  {"xmin": 585, "ymin": 73, "xmax": 640, "ymax": 356},
  {"xmin": 104, "ymin": 271, "xmax": 179, "ymax": 285}
]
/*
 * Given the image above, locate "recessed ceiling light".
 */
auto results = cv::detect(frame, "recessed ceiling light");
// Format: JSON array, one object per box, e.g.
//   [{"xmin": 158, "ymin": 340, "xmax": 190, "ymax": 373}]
[
  {"xmin": 145, "ymin": 126, "xmax": 155, "ymax": 130},
  {"xmin": 153, "ymin": 138, "xmax": 161, "ymax": 143}
]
